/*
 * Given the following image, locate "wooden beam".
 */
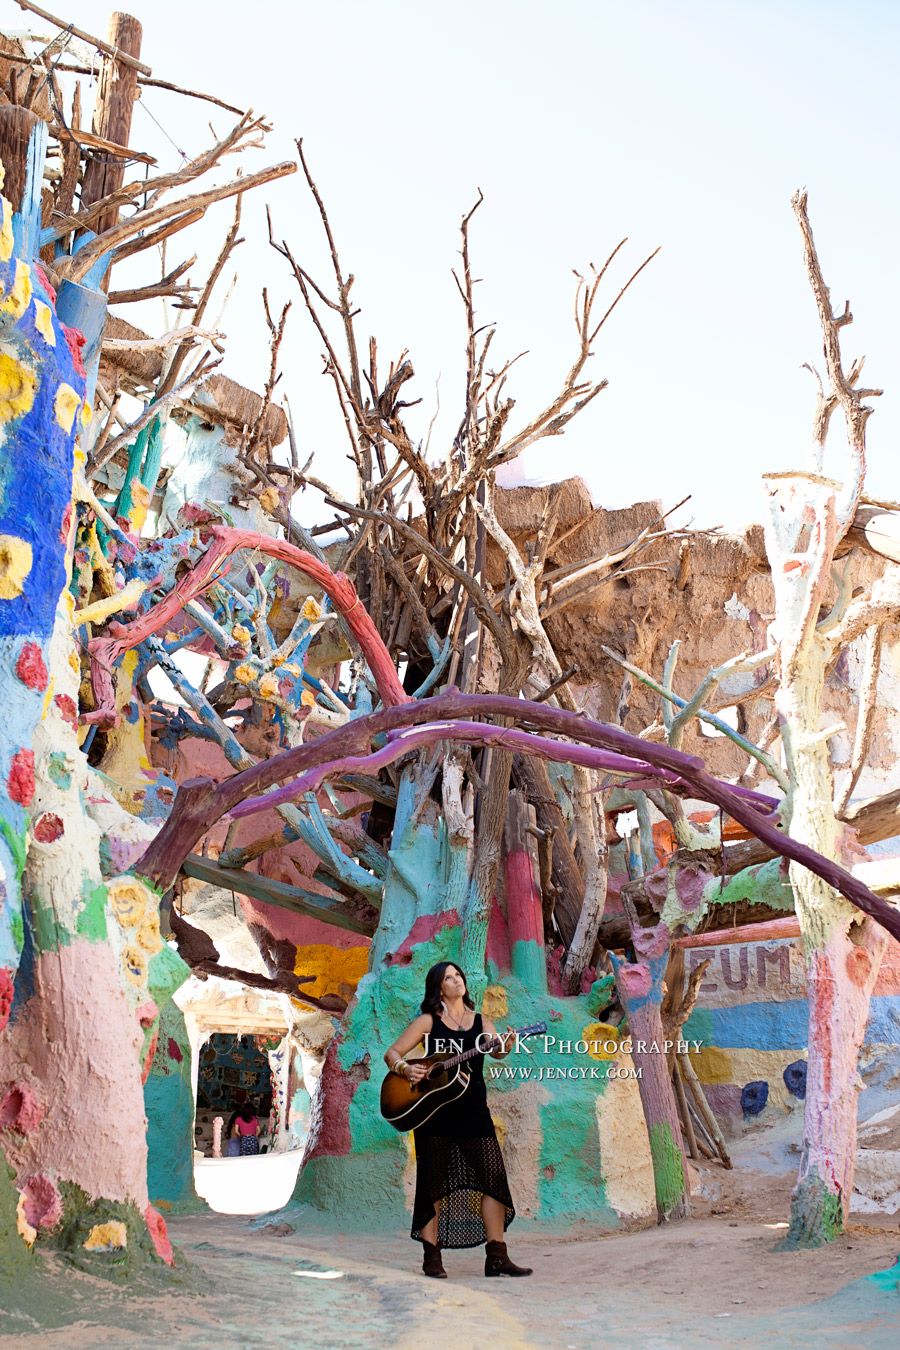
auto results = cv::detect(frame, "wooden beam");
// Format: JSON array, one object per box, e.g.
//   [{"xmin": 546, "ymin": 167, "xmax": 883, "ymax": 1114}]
[
  {"xmin": 181, "ymin": 853, "xmax": 377, "ymax": 937},
  {"xmin": 12, "ymin": 0, "xmax": 153, "ymax": 75},
  {"xmin": 80, "ymin": 13, "xmax": 144, "ymax": 241},
  {"xmin": 674, "ymin": 916, "xmax": 801, "ymax": 948},
  {"xmin": 48, "ymin": 123, "xmax": 156, "ymax": 166}
]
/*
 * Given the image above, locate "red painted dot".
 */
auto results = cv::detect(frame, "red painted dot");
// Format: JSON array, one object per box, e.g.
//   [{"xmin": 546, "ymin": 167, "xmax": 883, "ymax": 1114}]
[
  {"xmin": 33, "ymin": 263, "xmax": 57, "ymax": 303},
  {"xmin": 8, "ymin": 750, "xmax": 35, "ymax": 806},
  {"xmin": 59, "ymin": 502, "xmax": 73, "ymax": 545},
  {"xmin": 0, "ymin": 969, "xmax": 13, "ymax": 1031},
  {"xmin": 54, "ymin": 695, "xmax": 78, "ymax": 729},
  {"xmin": 33, "ymin": 813, "xmax": 64, "ymax": 843},
  {"xmin": 15, "ymin": 642, "xmax": 48, "ymax": 691},
  {"xmin": 61, "ymin": 324, "xmax": 86, "ymax": 378},
  {"xmin": 167, "ymin": 1037, "xmax": 183, "ymax": 1063}
]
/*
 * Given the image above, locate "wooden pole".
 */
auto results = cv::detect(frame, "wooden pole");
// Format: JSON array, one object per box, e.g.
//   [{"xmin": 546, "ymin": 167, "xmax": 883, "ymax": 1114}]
[
  {"xmin": 80, "ymin": 12, "xmax": 143, "ymax": 241},
  {"xmin": 679, "ymin": 1051, "xmax": 733, "ymax": 1169}
]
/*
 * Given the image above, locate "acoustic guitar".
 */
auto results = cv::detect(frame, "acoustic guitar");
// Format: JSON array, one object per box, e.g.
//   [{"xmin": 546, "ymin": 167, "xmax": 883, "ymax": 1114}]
[{"xmin": 380, "ymin": 1022, "xmax": 547, "ymax": 1132}]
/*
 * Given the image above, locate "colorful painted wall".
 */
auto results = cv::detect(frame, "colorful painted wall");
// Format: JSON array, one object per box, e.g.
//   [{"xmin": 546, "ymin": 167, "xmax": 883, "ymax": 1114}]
[
  {"xmin": 680, "ymin": 932, "xmax": 900, "ymax": 1134},
  {"xmin": 197, "ymin": 1032, "xmax": 273, "ymax": 1111},
  {"xmin": 143, "ymin": 1000, "xmax": 199, "ymax": 1214}
]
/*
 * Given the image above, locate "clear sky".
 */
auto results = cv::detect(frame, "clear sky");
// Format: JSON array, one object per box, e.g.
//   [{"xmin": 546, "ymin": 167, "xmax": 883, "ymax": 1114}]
[{"xmin": 6, "ymin": 0, "xmax": 900, "ymax": 531}]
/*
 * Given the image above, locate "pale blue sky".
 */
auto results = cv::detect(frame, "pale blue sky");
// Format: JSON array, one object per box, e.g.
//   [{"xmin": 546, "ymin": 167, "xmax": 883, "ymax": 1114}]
[{"xmin": 8, "ymin": 0, "xmax": 900, "ymax": 529}]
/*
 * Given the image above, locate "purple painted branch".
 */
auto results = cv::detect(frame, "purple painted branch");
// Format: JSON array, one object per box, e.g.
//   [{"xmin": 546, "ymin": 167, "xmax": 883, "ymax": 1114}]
[
  {"xmin": 132, "ymin": 690, "xmax": 900, "ymax": 944},
  {"xmin": 227, "ymin": 721, "xmax": 690, "ymax": 818}
]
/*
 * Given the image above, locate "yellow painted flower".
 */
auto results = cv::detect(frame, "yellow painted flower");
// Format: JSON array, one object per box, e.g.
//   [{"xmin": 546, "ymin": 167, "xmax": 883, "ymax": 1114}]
[
  {"xmin": 33, "ymin": 299, "xmax": 56, "ymax": 346},
  {"xmin": 258, "ymin": 673, "xmax": 280, "ymax": 700},
  {"xmin": 301, "ymin": 596, "xmax": 323, "ymax": 622},
  {"xmin": 136, "ymin": 912, "xmax": 163, "ymax": 954},
  {"xmin": 232, "ymin": 624, "xmax": 251, "ymax": 644},
  {"xmin": 83, "ymin": 1221, "xmax": 127, "ymax": 1252},
  {"xmin": 122, "ymin": 945, "xmax": 148, "ymax": 986},
  {"xmin": 0, "ymin": 351, "xmax": 36, "ymax": 424},
  {"xmin": 54, "ymin": 383, "xmax": 82, "ymax": 434},
  {"xmin": 0, "ymin": 534, "xmax": 33, "ymax": 600},
  {"xmin": 107, "ymin": 879, "xmax": 148, "ymax": 928},
  {"xmin": 234, "ymin": 663, "xmax": 257, "ymax": 685},
  {"xmin": 0, "ymin": 260, "xmax": 31, "ymax": 320},
  {"xmin": 300, "ymin": 689, "xmax": 316, "ymax": 708}
]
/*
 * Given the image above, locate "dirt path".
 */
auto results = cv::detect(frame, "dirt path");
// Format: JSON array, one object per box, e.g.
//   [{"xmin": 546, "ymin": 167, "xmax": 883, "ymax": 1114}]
[{"xmin": 2, "ymin": 1160, "xmax": 898, "ymax": 1349}]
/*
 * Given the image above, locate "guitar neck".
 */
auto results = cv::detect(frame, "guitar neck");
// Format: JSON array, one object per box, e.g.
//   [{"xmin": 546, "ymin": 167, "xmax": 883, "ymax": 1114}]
[{"xmin": 437, "ymin": 1022, "xmax": 544, "ymax": 1072}]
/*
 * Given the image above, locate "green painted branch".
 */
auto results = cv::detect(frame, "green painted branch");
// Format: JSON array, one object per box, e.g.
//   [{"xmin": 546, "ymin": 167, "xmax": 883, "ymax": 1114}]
[{"xmin": 602, "ymin": 645, "xmax": 789, "ymax": 790}]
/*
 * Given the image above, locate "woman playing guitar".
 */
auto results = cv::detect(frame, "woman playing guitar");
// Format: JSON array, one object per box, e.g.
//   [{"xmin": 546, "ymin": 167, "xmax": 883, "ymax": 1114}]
[{"xmin": 383, "ymin": 960, "xmax": 533, "ymax": 1280}]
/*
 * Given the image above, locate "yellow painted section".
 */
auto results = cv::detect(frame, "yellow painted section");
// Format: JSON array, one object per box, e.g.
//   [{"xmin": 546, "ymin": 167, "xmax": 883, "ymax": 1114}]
[
  {"xmin": 73, "ymin": 577, "xmax": 146, "ymax": 628},
  {"xmin": 122, "ymin": 944, "xmax": 148, "ymax": 986},
  {"xmin": 595, "ymin": 1050, "xmax": 656, "ymax": 1220},
  {"xmin": 691, "ymin": 1045, "xmax": 734, "ymax": 1084},
  {"xmin": 258, "ymin": 673, "xmax": 280, "ymax": 700},
  {"xmin": 582, "ymin": 1021, "xmax": 620, "ymax": 1061},
  {"xmin": 301, "ymin": 596, "xmax": 323, "ymax": 621},
  {"xmin": 15, "ymin": 1193, "xmax": 36, "ymax": 1247},
  {"xmin": 136, "ymin": 911, "xmax": 163, "ymax": 954},
  {"xmin": 83, "ymin": 1221, "xmax": 127, "ymax": 1252},
  {"xmin": 234, "ymin": 663, "xmax": 256, "ymax": 685},
  {"xmin": 33, "ymin": 299, "xmax": 56, "ymax": 346},
  {"xmin": 232, "ymin": 624, "xmax": 251, "ymax": 643},
  {"xmin": 54, "ymin": 382, "xmax": 82, "ymax": 434},
  {"xmin": 292, "ymin": 943, "xmax": 369, "ymax": 1000},
  {"xmin": 0, "ymin": 260, "xmax": 31, "ymax": 321},
  {"xmin": 40, "ymin": 674, "xmax": 55, "ymax": 722},
  {"xmin": 0, "ymin": 534, "xmax": 33, "ymax": 599},
  {"xmin": 0, "ymin": 197, "xmax": 13, "ymax": 263},
  {"xmin": 482, "ymin": 984, "xmax": 508, "ymax": 1019},
  {"xmin": 0, "ymin": 351, "xmax": 36, "ymax": 423},
  {"xmin": 126, "ymin": 480, "xmax": 150, "ymax": 535}
]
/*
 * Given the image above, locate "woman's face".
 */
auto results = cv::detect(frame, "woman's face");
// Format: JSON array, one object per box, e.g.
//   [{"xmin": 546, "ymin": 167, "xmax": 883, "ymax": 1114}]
[{"xmin": 441, "ymin": 966, "xmax": 466, "ymax": 1000}]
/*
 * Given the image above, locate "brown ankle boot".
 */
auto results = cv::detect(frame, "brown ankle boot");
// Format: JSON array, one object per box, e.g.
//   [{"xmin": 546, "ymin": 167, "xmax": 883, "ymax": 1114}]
[
  {"xmin": 484, "ymin": 1239, "xmax": 532, "ymax": 1276},
  {"xmin": 422, "ymin": 1240, "xmax": 447, "ymax": 1278}
]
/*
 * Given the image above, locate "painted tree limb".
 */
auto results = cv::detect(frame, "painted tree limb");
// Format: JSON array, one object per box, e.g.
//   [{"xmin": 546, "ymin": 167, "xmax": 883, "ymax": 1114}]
[
  {"xmin": 180, "ymin": 854, "xmax": 377, "ymax": 936},
  {"xmin": 133, "ymin": 692, "xmax": 900, "ymax": 944},
  {"xmin": 611, "ymin": 923, "xmax": 690, "ymax": 1223},
  {"xmin": 88, "ymin": 525, "xmax": 408, "ymax": 722},
  {"xmin": 512, "ymin": 754, "xmax": 583, "ymax": 946},
  {"xmin": 602, "ymin": 644, "xmax": 789, "ymax": 790},
  {"xmin": 790, "ymin": 190, "xmax": 881, "ymax": 545}
]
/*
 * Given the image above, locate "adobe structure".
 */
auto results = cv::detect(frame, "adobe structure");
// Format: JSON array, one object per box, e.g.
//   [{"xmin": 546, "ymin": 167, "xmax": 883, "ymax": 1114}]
[{"xmin": 2, "ymin": 6, "xmax": 900, "ymax": 1319}]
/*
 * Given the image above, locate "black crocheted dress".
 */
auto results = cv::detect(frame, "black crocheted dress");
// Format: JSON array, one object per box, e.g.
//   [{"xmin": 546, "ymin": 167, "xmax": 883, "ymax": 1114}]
[{"xmin": 410, "ymin": 1012, "xmax": 515, "ymax": 1248}]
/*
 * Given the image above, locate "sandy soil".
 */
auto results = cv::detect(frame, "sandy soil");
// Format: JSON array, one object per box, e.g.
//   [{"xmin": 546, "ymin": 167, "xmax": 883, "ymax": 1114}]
[{"xmin": 1, "ymin": 1159, "xmax": 898, "ymax": 1350}]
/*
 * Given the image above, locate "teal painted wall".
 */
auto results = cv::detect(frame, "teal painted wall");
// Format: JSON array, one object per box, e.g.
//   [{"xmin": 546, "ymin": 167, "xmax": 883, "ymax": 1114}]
[{"xmin": 144, "ymin": 1001, "xmax": 202, "ymax": 1214}]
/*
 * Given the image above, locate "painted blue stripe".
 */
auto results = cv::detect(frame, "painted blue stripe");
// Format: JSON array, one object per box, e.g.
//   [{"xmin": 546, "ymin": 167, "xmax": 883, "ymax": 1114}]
[
  {"xmin": 709, "ymin": 999, "xmax": 809, "ymax": 1050},
  {"xmin": 688, "ymin": 994, "xmax": 900, "ymax": 1053}
]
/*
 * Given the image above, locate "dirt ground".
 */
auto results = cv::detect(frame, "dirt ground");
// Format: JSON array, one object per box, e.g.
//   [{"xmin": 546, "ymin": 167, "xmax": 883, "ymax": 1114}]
[{"xmin": 2, "ymin": 1158, "xmax": 899, "ymax": 1350}]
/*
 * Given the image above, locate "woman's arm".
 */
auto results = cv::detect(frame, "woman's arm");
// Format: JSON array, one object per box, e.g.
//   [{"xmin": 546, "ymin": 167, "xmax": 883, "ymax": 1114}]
[
  {"xmin": 481, "ymin": 1016, "xmax": 514, "ymax": 1059},
  {"xmin": 384, "ymin": 1013, "xmax": 433, "ymax": 1083}
]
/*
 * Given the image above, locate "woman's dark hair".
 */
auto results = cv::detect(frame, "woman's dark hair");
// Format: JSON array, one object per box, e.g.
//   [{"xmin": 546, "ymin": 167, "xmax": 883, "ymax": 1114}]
[
  {"xmin": 421, "ymin": 962, "xmax": 475, "ymax": 1018},
  {"xmin": 238, "ymin": 1105, "xmax": 256, "ymax": 1123}
]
